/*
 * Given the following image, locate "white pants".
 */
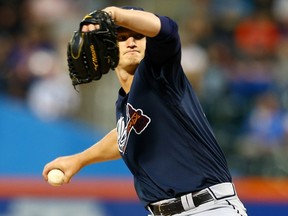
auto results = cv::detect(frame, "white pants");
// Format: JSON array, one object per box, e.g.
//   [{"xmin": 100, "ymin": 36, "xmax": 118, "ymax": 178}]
[
  {"xmin": 148, "ymin": 183, "xmax": 247, "ymax": 216},
  {"xmin": 174, "ymin": 195, "xmax": 247, "ymax": 216}
]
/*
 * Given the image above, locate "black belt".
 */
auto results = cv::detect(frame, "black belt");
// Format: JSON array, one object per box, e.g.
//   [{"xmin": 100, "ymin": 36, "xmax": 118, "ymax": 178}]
[{"xmin": 149, "ymin": 191, "xmax": 214, "ymax": 216}]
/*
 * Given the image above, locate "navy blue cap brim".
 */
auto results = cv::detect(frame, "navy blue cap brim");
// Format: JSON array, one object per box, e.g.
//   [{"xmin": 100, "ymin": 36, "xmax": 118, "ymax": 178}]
[{"xmin": 121, "ymin": 6, "xmax": 144, "ymax": 11}]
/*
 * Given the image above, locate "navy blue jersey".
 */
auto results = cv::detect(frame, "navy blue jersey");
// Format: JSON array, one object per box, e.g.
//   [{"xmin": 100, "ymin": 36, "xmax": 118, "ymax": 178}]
[{"xmin": 115, "ymin": 16, "xmax": 232, "ymax": 206}]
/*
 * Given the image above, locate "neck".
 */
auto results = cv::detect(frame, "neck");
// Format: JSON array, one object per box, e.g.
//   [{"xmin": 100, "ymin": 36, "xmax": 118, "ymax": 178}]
[{"xmin": 115, "ymin": 68, "xmax": 134, "ymax": 93}]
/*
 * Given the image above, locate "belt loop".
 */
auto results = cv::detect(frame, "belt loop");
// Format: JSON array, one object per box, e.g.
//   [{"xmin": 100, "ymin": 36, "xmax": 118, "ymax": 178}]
[
  {"xmin": 182, "ymin": 193, "xmax": 195, "ymax": 210},
  {"xmin": 180, "ymin": 195, "xmax": 189, "ymax": 210}
]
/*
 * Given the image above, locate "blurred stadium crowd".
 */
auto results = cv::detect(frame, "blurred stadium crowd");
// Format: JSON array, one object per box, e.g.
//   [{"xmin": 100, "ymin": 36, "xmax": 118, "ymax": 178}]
[{"xmin": 0, "ymin": 0, "xmax": 287, "ymax": 176}]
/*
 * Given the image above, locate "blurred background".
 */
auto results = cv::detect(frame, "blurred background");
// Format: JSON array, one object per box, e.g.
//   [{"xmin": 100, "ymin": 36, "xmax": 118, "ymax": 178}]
[{"xmin": 0, "ymin": 0, "xmax": 288, "ymax": 215}]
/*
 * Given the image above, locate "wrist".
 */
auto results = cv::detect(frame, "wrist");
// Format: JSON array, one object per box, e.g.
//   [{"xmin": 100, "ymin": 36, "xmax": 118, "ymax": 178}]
[
  {"xmin": 76, "ymin": 151, "xmax": 89, "ymax": 168},
  {"xmin": 103, "ymin": 6, "xmax": 117, "ymax": 22}
]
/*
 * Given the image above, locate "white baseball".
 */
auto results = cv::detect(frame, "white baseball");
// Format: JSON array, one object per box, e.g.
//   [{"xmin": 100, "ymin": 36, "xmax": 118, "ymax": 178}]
[{"xmin": 47, "ymin": 169, "xmax": 65, "ymax": 186}]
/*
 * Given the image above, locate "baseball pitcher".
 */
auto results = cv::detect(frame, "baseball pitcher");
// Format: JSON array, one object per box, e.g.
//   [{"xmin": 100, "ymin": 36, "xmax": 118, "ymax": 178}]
[{"xmin": 43, "ymin": 6, "xmax": 247, "ymax": 216}]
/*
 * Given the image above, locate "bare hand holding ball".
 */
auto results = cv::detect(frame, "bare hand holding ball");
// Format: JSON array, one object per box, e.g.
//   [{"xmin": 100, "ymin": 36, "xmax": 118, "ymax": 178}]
[{"xmin": 47, "ymin": 169, "xmax": 65, "ymax": 186}]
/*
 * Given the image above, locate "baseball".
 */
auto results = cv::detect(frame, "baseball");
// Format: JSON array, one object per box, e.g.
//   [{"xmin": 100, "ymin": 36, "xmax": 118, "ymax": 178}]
[{"xmin": 47, "ymin": 169, "xmax": 65, "ymax": 186}]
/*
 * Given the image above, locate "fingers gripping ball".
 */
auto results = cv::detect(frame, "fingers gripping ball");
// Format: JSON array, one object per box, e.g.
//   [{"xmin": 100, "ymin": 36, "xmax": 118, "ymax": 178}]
[
  {"xmin": 67, "ymin": 10, "xmax": 119, "ymax": 87},
  {"xmin": 48, "ymin": 169, "xmax": 65, "ymax": 186}
]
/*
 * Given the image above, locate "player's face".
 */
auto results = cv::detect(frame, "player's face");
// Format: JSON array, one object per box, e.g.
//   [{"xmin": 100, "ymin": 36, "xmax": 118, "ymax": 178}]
[{"xmin": 116, "ymin": 29, "xmax": 146, "ymax": 73}]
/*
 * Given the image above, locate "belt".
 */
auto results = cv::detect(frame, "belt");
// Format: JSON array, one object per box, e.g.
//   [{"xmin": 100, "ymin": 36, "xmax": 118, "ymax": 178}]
[
  {"xmin": 149, "ymin": 191, "xmax": 214, "ymax": 216},
  {"xmin": 148, "ymin": 182, "xmax": 236, "ymax": 216}
]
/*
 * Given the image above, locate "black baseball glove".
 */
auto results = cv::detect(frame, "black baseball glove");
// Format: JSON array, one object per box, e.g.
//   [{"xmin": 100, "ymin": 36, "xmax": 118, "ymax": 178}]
[{"xmin": 67, "ymin": 10, "xmax": 119, "ymax": 87}]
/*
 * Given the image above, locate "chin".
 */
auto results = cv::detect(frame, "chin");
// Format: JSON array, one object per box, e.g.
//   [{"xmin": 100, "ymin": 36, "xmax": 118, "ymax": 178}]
[{"xmin": 127, "ymin": 57, "xmax": 142, "ymax": 66}]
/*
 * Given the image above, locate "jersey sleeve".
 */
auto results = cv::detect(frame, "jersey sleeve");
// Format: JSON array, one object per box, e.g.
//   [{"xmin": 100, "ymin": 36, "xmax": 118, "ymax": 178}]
[
  {"xmin": 145, "ymin": 16, "xmax": 181, "ymax": 67},
  {"xmin": 139, "ymin": 15, "xmax": 186, "ymax": 104}
]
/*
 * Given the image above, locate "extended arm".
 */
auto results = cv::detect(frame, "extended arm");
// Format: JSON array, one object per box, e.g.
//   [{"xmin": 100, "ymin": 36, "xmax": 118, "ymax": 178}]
[
  {"xmin": 78, "ymin": 128, "xmax": 120, "ymax": 165},
  {"xmin": 105, "ymin": 6, "xmax": 161, "ymax": 37},
  {"xmin": 81, "ymin": 6, "xmax": 161, "ymax": 37},
  {"xmin": 42, "ymin": 128, "xmax": 120, "ymax": 184}
]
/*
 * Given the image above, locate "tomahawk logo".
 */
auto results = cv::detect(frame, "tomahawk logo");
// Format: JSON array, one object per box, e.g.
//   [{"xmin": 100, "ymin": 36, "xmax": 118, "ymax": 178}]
[{"xmin": 117, "ymin": 103, "xmax": 151, "ymax": 153}]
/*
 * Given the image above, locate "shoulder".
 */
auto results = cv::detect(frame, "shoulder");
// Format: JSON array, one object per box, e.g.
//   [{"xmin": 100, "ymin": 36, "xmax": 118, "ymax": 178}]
[
  {"xmin": 145, "ymin": 16, "xmax": 181, "ymax": 66},
  {"xmin": 153, "ymin": 16, "xmax": 179, "ymax": 41}
]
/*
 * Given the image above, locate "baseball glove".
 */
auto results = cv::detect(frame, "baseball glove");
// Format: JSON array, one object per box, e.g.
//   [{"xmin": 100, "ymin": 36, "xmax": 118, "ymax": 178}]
[{"xmin": 67, "ymin": 10, "xmax": 119, "ymax": 87}]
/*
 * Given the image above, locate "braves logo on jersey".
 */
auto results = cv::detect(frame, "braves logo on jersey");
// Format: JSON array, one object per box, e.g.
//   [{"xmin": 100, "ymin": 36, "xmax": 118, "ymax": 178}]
[{"xmin": 117, "ymin": 103, "xmax": 151, "ymax": 153}]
